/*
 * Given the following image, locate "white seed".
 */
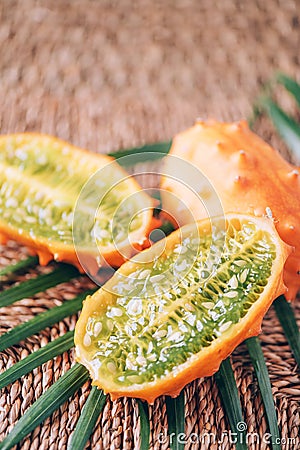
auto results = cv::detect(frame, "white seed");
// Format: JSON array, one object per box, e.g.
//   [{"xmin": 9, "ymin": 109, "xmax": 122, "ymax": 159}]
[
  {"xmin": 175, "ymin": 259, "xmax": 188, "ymax": 272},
  {"xmin": 186, "ymin": 314, "xmax": 196, "ymax": 327},
  {"xmin": 98, "ymin": 229, "xmax": 110, "ymax": 239},
  {"xmin": 36, "ymin": 154, "xmax": 48, "ymax": 165},
  {"xmin": 126, "ymin": 359, "xmax": 136, "ymax": 370},
  {"xmin": 107, "ymin": 362, "xmax": 117, "ymax": 373},
  {"xmin": 54, "ymin": 199, "xmax": 69, "ymax": 208},
  {"xmin": 147, "ymin": 342, "xmax": 153, "ymax": 354},
  {"xmin": 138, "ymin": 269, "xmax": 151, "ymax": 279},
  {"xmin": 136, "ymin": 355, "xmax": 147, "ymax": 367},
  {"xmin": 169, "ymin": 331, "xmax": 182, "ymax": 342},
  {"xmin": 154, "ymin": 285, "xmax": 163, "ymax": 295},
  {"xmin": 173, "ymin": 245, "xmax": 187, "ymax": 254},
  {"xmin": 127, "ymin": 298, "xmax": 142, "ymax": 316},
  {"xmin": 223, "ymin": 291, "xmax": 238, "ymax": 298},
  {"xmin": 202, "ymin": 302, "xmax": 214, "ymax": 309},
  {"xmin": 235, "ymin": 260, "xmax": 247, "ymax": 267},
  {"xmin": 35, "ymin": 191, "xmax": 44, "ymax": 201},
  {"xmin": 25, "ymin": 216, "xmax": 36, "ymax": 224},
  {"xmin": 265, "ymin": 207, "xmax": 273, "ymax": 219},
  {"xmin": 150, "ymin": 274, "xmax": 164, "ymax": 283},
  {"xmin": 93, "ymin": 322, "xmax": 102, "ymax": 336},
  {"xmin": 83, "ymin": 333, "xmax": 92, "ymax": 347},
  {"xmin": 5, "ymin": 197, "xmax": 18, "ymax": 208},
  {"xmin": 239, "ymin": 268, "xmax": 249, "ymax": 284},
  {"xmin": 154, "ymin": 329, "xmax": 167, "ymax": 340},
  {"xmin": 219, "ymin": 321, "xmax": 232, "ymax": 333},
  {"xmin": 228, "ymin": 275, "xmax": 238, "ymax": 289},
  {"xmin": 196, "ymin": 320, "xmax": 203, "ymax": 332},
  {"xmin": 110, "ymin": 307, "xmax": 123, "ymax": 317},
  {"xmin": 127, "ymin": 375, "xmax": 141, "ymax": 383}
]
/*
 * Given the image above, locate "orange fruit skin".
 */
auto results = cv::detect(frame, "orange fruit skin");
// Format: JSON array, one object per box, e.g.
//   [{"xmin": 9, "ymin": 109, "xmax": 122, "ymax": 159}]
[
  {"xmin": 75, "ymin": 214, "xmax": 290, "ymax": 403},
  {"xmin": 161, "ymin": 120, "xmax": 300, "ymax": 300},
  {"xmin": 0, "ymin": 133, "xmax": 156, "ymax": 271}
]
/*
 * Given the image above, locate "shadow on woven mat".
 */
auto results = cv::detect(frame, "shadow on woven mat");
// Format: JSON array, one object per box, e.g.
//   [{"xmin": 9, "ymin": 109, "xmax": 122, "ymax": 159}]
[{"xmin": 0, "ymin": 0, "xmax": 299, "ymax": 449}]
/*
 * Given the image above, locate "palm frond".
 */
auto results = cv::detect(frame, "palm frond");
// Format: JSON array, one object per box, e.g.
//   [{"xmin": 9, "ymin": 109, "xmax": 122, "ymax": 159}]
[
  {"xmin": 0, "ymin": 289, "xmax": 96, "ymax": 351},
  {"xmin": 215, "ymin": 358, "xmax": 247, "ymax": 450},
  {"xmin": 246, "ymin": 337, "xmax": 282, "ymax": 450},
  {"xmin": 138, "ymin": 400, "xmax": 150, "ymax": 450},
  {"xmin": 108, "ymin": 140, "xmax": 171, "ymax": 165},
  {"xmin": 0, "ymin": 256, "xmax": 38, "ymax": 277},
  {"xmin": 0, "ymin": 263, "xmax": 79, "ymax": 308},
  {"xmin": 276, "ymin": 72, "xmax": 300, "ymax": 108},
  {"xmin": 69, "ymin": 386, "xmax": 106, "ymax": 450},
  {"xmin": 258, "ymin": 97, "xmax": 300, "ymax": 162},
  {"xmin": 165, "ymin": 391, "xmax": 185, "ymax": 450},
  {"xmin": 273, "ymin": 296, "xmax": 300, "ymax": 367},
  {"xmin": 0, "ymin": 331, "xmax": 74, "ymax": 390}
]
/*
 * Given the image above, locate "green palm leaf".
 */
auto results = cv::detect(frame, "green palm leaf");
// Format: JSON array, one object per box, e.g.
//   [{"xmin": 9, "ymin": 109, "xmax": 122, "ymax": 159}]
[
  {"xmin": 108, "ymin": 140, "xmax": 171, "ymax": 165},
  {"xmin": 0, "ymin": 263, "xmax": 79, "ymax": 308},
  {"xmin": 165, "ymin": 391, "xmax": 185, "ymax": 450},
  {"xmin": 138, "ymin": 400, "xmax": 150, "ymax": 450},
  {"xmin": 0, "ymin": 331, "xmax": 74, "ymax": 390},
  {"xmin": 276, "ymin": 73, "xmax": 300, "ymax": 108},
  {"xmin": 0, "ymin": 289, "xmax": 96, "ymax": 351},
  {"xmin": 0, "ymin": 256, "xmax": 38, "ymax": 277},
  {"xmin": 273, "ymin": 296, "xmax": 300, "ymax": 367},
  {"xmin": 215, "ymin": 358, "xmax": 247, "ymax": 450},
  {"xmin": 246, "ymin": 337, "xmax": 281, "ymax": 450},
  {"xmin": 259, "ymin": 97, "xmax": 300, "ymax": 162},
  {"xmin": 0, "ymin": 363, "xmax": 89, "ymax": 450},
  {"xmin": 68, "ymin": 386, "xmax": 106, "ymax": 450}
]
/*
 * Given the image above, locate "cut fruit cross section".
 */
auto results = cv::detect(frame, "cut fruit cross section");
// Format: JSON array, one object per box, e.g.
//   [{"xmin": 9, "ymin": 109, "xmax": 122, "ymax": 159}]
[
  {"xmin": 75, "ymin": 214, "xmax": 290, "ymax": 403},
  {"xmin": 0, "ymin": 133, "xmax": 155, "ymax": 270}
]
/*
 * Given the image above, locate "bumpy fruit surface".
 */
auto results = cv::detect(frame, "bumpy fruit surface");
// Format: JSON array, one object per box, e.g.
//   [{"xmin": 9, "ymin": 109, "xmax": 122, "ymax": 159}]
[
  {"xmin": 161, "ymin": 120, "xmax": 300, "ymax": 300},
  {"xmin": 0, "ymin": 133, "xmax": 155, "ymax": 270}
]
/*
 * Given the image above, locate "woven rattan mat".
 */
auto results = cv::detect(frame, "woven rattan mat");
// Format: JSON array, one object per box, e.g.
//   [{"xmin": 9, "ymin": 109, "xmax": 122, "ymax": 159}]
[{"xmin": 0, "ymin": 1, "xmax": 299, "ymax": 449}]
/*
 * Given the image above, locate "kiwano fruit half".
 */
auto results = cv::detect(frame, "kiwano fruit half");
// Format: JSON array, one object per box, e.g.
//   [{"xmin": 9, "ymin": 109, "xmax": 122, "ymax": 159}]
[
  {"xmin": 75, "ymin": 214, "xmax": 289, "ymax": 402},
  {"xmin": 0, "ymin": 134, "xmax": 155, "ymax": 271}
]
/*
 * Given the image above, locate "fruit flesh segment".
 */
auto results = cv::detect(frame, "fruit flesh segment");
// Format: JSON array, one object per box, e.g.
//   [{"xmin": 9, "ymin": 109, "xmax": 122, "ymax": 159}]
[
  {"xmin": 0, "ymin": 134, "xmax": 153, "ymax": 267},
  {"xmin": 75, "ymin": 215, "xmax": 287, "ymax": 400}
]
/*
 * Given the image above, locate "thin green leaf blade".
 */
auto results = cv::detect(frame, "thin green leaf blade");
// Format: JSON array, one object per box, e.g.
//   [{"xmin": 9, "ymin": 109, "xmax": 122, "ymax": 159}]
[
  {"xmin": 0, "ymin": 263, "xmax": 79, "ymax": 308},
  {"xmin": 273, "ymin": 296, "xmax": 300, "ymax": 367},
  {"xmin": 276, "ymin": 73, "xmax": 300, "ymax": 108},
  {"xmin": 165, "ymin": 391, "xmax": 185, "ymax": 450},
  {"xmin": 137, "ymin": 399, "xmax": 150, "ymax": 450},
  {"xmin": 0, "ymin": 256, "xmax": 38, "ymax": 277},
  {"xmin": 260, "ymin": 97, "xmax": 300, "ymax": 162},
  {"xmin": 0, "ymin": 331, "xmax": 74, "ymax": 390},
  {"xmin": 68, "ymin": 386, "xmax": 106, "ymax": 450},
  {"xmin": 0, "ymin": 289, "xmax": 97, "ymax": 351},
  {"xmin": 108, "ymin": 141, "xmax": 172, "ymax": 166},
  {"xmin": 215, "ymin": 358, "xmax": 247, "ymax": 450},
  {"xmin": 246, "ymin": 337, "xmax": 282, "ymax": 450},
  {"xmin": 0, "ymin": 363, "xmax": 89, "ymax": 450}
]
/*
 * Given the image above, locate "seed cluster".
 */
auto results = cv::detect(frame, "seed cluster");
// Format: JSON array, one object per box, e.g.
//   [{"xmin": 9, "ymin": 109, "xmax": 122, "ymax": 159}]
[{"xmin": 83, "ymin": 220, "xmax": 276, "ymax": 386}]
